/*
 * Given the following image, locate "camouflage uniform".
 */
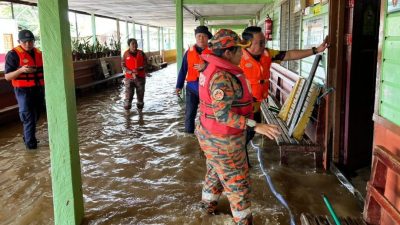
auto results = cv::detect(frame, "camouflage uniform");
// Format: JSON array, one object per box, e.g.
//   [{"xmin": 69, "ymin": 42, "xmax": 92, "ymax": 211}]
[
  {"xmin": 124, "ymin": 77, "xmax": 145, "ymax": 110},
  {"xmin": 196, "ymin": 70, "xmax": 252, "ymax": 225}
]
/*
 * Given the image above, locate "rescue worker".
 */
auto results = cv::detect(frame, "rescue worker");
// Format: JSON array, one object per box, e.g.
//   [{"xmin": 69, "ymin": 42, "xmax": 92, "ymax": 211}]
[
  {"xmin": 175, "ymin": 25, "xmax": 212, "ymax": 133},
  {"xmin": 4, "ymin": 29, "xmax": 45, "ymax": 150},
  {"xmin": 122, "ymin": 38, "xmax": 148, "ymax": 111},
  {"xmin": 240, "ymin": 26, "xmax": 329, "ymax": 122},
  {"xmin": 196, "ymin": 29, "xmax": 280, "ymax": 225}
]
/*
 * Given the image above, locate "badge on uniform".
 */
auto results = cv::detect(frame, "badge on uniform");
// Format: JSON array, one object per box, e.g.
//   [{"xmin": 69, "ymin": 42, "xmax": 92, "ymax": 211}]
[
  {"xmin": 23, "ymin": 59, "xmax": 29, "ymax": 64},
  {"xmin": 212, "ymin": 89, "xmax": 224, "ymax": 101},
  {"xmin": 199, "ymin": 73, "xmax": 205, "ymax": 87},
  {"xmin": 245, "ymin": 63, "xmax": 252, "ymax": 68}
]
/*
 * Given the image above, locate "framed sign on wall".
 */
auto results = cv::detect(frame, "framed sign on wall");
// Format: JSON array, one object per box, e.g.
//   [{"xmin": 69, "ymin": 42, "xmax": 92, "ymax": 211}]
[{"xmin": 388, "ymin": 0, "xmax": 400, "ymax": 13}]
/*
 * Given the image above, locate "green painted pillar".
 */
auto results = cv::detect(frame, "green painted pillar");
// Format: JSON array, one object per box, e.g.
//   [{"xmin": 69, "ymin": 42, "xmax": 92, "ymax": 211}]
[
  {"xmin": 158, "ymin": 27, "xmax": 161, "ymax": 52},
  {"xmin": 132, "ymin": 22, "xmax": 136, "ymax": 39},
  {"xmin": 161, "ymin": 27, "xmax": 164, "ymax": 51},
  {"xmin": 200, "ymin": 18, "xmax": 205, "ymax": 26},
  {"xmin": 146, "ymin": 25, "xmax": 150, "ymax": 52},
  {"xmin": 116, "ymin": 19, "xmax": 120, "ymax": 43},
  {"xmin": 37, "ymin": 1, "xmax": 84, "ymax": 225},
  {"xmin": 176, "ymin": 0, "xmax": 183, "ymax": 69},
  {"xmin": 125, "ymin": 21, "xmax": 129, "ymax": 39},
  {"xmin": 91, "ymin": 13, "xmax": 96, "ymax": 44},
  {"xmin": 168, "ymin": 28, "xmax": 171, "ymax": 50}
]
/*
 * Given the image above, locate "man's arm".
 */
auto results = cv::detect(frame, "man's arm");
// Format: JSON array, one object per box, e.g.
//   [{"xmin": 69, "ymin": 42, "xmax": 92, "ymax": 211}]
[
  {"xmin": 283, "ymin": 36, "xmax": 329, "ymax": 61},
  {"xmin": 175, "ymin": 51, "xmax": 189, "ymax": 93},
  {"xmin": 4, "ymin": 51, "xmax": 36, "ymax": 81}
]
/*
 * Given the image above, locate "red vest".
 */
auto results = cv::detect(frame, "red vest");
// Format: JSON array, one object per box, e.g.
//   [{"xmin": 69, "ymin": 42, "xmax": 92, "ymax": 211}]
[
  {"xmin": 240, "ymin": 49, "xmax": 272, "ymax": 102},
  {"xmin": 199, "ymin": 54, "xmax": 253, "ymax": 135},
  {"xmin": 124, "ymin": 49, "xmax": 145, "ymax": 79},
  {"xmin": 12, "ymin": 46, "xmax": 44, "ymax": 88},
  {"xmin": 186, "ymin": 45, "xmax": 212, "ymax": 81}
]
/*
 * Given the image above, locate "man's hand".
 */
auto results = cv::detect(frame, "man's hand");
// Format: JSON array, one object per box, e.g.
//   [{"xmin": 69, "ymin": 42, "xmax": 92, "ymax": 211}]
[
  {"xmin": 317, "ymin": 36, "xmax": 330, "ymax": 53},
  {"xmin": 176, "ymin": 88, "xmax": 181, "ymax": 95},
  {"xmin": 193, "ymin": 63, "xmax": 206, "ymax": 72},
  {"xmin": 19, "ymin": 65, "xmax": 36, "ymax": 74},
  {"xmin": 254, "ymin": 123, "xmax": 281, "ymax": 140}
]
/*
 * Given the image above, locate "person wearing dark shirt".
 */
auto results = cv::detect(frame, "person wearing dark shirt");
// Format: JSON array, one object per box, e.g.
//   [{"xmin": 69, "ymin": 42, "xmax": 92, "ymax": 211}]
[
  {"xmin": 175, "ymin": 25, "xmax": 212, "ymax": 133},
  {"xmin": 4, "ymin": 30, "xmax": 45, "ymax": 150}
]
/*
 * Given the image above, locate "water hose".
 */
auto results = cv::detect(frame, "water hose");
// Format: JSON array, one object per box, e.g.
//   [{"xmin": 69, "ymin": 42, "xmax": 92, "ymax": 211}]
[
  {"xmin": 250, "ymin": 140, "xmax": 296, "ymax": 225},
  {"xmin": 322, "ymin": 194, "xmax": 341, "ymax": 225}
]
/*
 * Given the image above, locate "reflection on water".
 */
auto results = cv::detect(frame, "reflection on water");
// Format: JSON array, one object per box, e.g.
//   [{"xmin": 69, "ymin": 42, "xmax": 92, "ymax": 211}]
[{"xmin": 0, "ymin": 64, "xmax": 362, "ymax": 225}]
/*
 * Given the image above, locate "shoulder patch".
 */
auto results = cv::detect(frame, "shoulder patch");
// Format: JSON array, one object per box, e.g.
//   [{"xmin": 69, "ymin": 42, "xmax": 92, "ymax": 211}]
[
  {"xmin": 199, "ymin": 73, "xmax": 206, "ymax": 87},
  {"xmin": 245, "ymin": 63, "xmax": 253, "ymax": 68},
  {"xmin": 212, "ymin": 89, "xmax": 224, "ymax": 101}
]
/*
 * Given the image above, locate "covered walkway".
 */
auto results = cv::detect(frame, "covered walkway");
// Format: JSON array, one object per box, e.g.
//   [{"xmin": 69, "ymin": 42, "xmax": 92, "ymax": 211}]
[{"xmin": 0, "ymin": 65, "xmax": 362, "ymax": 224}]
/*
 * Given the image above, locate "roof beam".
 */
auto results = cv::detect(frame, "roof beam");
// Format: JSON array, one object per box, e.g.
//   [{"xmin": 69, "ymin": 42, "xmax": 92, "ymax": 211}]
[
  {"xmin": 204, "ymin": 15, "xmax": 255, "ymax": 21},
  {"xmin": 182, "ymin": 0, "xmax": 273, "ymax": 4},
  {"xmin": 208, "ymin": 24, "xmax": 248, "ymax": 29}
]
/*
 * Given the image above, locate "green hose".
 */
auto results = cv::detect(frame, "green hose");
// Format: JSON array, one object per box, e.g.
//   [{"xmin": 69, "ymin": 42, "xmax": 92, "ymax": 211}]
[{"xmin": 322, "ymin": 194, "xmax": 341, "ymax": 225}]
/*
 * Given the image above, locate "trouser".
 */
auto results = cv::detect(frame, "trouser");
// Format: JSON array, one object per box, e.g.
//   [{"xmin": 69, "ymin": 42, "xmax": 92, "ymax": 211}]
[
  {"xmin": 184, "ymin": 88, "xmax": 199, "ymax": 133},
  {"xmin": 14, "ymin": 86, "xmax": 45, "ymax": 148},
  {"xmin": 196, "ymin": 125, "xmax": 252, "ymax": 225},
  {"xmin": 124, "ymin": 77, "xmax": 146, "ymax": 110}
]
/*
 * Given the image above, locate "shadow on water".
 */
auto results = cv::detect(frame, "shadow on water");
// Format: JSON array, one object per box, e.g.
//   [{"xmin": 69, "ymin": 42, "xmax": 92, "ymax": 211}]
[{"xmin": 0, "ymin": 64, "xmax": 363, "ymax": 225}]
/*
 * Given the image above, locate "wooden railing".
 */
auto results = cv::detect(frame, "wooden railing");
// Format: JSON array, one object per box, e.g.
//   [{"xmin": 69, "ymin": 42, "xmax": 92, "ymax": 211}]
[{"xmin": 363, "ymin": 145, "xmax": 400, "ymax": 225}]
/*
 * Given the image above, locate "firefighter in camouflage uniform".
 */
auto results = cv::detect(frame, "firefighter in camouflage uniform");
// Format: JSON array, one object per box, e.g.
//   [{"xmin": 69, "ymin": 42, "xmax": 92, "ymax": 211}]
[{"xmin": 196, "ymin": 29, "xmax": 280, "ymax": 225}]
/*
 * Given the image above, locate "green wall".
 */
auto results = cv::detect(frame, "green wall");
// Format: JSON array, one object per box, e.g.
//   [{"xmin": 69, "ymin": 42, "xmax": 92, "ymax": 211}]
[{"xmin": 379, "ymin": 8, "xmax": 400, "ymax": 126}]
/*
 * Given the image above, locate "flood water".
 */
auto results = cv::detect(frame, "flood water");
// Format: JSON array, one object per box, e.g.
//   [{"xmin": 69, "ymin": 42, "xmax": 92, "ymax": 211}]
[{"xmin": 0, "ymin": 64, "xmax": 363, "ymax": 225}]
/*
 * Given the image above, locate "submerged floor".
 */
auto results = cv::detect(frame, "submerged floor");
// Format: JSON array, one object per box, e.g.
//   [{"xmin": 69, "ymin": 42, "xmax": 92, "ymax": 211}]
[{"xmin": 0, "ymin": 64, "xmax": 363, "ymax": 225}]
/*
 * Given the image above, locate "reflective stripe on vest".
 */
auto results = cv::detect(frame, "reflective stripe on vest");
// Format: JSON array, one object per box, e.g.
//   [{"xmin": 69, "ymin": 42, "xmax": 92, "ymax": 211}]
[
  {"xmin": 240, "ymin": 49, "xmax": 272, "ymax": 102},
  {"xmin": 199, "ymin": 54, "xmax": 253, "ymax": 135},
  {"xmin": 186, "ymin": 45, "xmax": 212, "ymax": 82},
  {"xmin": 124, "ymin": 49, "xmax": 145, "ymax": 78},
  {"xmin": 12, "ymin": 46, "xmax": 44, "ymax": 88}
]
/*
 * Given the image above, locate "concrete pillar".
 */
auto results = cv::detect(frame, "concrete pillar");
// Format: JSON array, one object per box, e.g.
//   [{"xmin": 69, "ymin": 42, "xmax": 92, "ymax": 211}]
[
  {"xmin": 176, "ymin": 0, "xmax": 183, "ymax": 69},
  {"xmin": 37, "ymin": 0, "xmax": 84, "ymax": 224},
  {"xmin": 91, "ymin": 13, "xmax": 96, "ymax": 44},
  {"xmin": 146, "ymin": 25, "xmax": 150, "ymax": 52}
]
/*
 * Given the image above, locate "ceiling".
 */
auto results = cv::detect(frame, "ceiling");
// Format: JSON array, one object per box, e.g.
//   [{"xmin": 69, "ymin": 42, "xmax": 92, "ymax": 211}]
[{"xmin": 23, "ymin": 0, "xmax": 266, "ymax": 32}]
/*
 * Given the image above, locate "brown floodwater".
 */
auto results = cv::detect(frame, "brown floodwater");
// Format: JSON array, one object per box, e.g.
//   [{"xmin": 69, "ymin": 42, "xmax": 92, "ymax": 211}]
[{"xmin": 0, "ymin": 64, "xmax": 363, "ymax": 225}]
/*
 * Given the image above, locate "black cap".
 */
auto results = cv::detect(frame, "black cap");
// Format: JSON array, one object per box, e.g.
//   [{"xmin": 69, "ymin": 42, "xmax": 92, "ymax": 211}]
[
  {"xmin": 194, "ymin": 25, "xmax": 212, "ymax": 39},
  {"xmin": 18, "ymin": 29, "xmax": 35, "ymax": 42}
]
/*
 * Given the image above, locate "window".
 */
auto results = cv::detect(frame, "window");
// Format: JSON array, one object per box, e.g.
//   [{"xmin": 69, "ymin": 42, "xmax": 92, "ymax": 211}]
[
  {"xmin": 69, "ymin": 12, "xmax": 78, "ymax": 39},
  {"xmin": 0, "ymin": 2, "xmax": 12, "ymax": 19},
  {"xmin": 75, "ymin": 13, "xmax": 92, "ymax": 41},
  {"xmin": 13, "ymin": 4, "xmax": 40, "ymax": 47},
  {"xmin": 135, "ymin": 25, "xmax": 145, "ymax": 50},
  {"xmin": 149, "ymin": 27, "xmax": 159, "ymax": 52},
  {"xmin": 96, "ymin": 16, "xmax": 117, "ymax": 45},
  {"xmin": 119, "ymin": 20, "xmax": 129, "ymax": 50},
  {"xmin": 279, "ymin": 0, "xmax": 301, "ymax": 73}
]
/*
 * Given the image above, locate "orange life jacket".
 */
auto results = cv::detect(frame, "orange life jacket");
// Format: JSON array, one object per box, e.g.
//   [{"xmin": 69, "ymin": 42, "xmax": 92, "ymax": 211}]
[
  {"xmin": 240, "ymin": 49, "xmax": 272, "ymax": 102},
  {"xmin": 186, "ymin": 45, "xmax": 212, "ymax": 82},
  {"xmin": 199, "ymin": 54, "xmax": 253, "ymax": 135},
  {"xmin": 12, "ymin": 46, "xmax": 44, "ymax": 88},
  {"xmin": 124, "ymin": 49, "xmax": 145, "ymax": 78}
]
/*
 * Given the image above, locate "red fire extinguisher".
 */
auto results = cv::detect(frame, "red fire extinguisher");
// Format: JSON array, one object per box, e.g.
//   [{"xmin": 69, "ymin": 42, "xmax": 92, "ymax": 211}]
[{"xmin": 264, "ymin": 15, "xmax": 273, "ymax": 41}]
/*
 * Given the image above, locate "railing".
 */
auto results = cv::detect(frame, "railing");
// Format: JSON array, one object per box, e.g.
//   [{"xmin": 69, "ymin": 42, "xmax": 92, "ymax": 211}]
[{"xmin": 363, "ymin": 145, "xmax": 400, "ymax": 225}]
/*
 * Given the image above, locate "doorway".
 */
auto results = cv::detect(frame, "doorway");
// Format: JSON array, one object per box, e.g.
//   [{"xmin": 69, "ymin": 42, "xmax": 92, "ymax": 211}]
[{"xmin": 340, "ymin": 0, "xmax": 381, "ymax": 175}]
